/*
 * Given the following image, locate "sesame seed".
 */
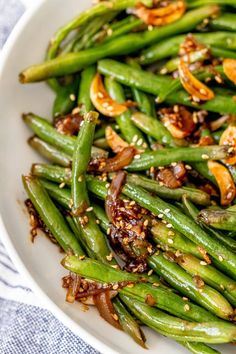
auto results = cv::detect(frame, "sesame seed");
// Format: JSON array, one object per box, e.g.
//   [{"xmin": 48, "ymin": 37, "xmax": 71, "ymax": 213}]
[
  {"xmin": 159, "ymin": 182, "xmax": 164, "ymax": 186},
  {"xmin": 201, "ymin": 154, "xmax": 209, "ymax": 160},
  {"xmin": 130, "ymin": 201, "xmax": 135, "ymax": 206},
  {"xmin": 79, "ymin": 255, "xmax": 85, "ymax": 260},
  {"xmin": 185, "ymin": 165, "xmax": 192, "ymax": 170},
  {"xmin": 200, "ymin": 88, "xmax": 207, "ymax": 95},
  {"xmin": 171, "ymin": 162, "xmax": 177, "ymax": 167},
  {"xmin": 69, "ymin": 94, "xmax": 76, "ymax": 101},
  {"xmin": 132, "ymin": 135, "xmax": 138, "ymax": 143},
  {"xmin": 107, "ymin": 28, "xmax": 113, "ymax": 36},
  {"xmin": 164, "ymin": 208, "xmax": 170, "ymax": 214},
  {"xmin": 158, "ymin": 213, "xmax": 164, "ymax": 218},
  {"xmin": 218, "ymin": 255, "xmax": 224, "ymax": 262},
  {"xmin": 102, "ymin": 101, "xmax": 109, "ymax": 107},
  {"xmin": 184, "ymin": 304, "xmax": 190, "ymax": 311},
  {"xmin": 162, "ymin": 220, "xmax": 167, "ymax": 224},
  {"xmin": 107, "ymin": 106, "xmax": 114, "ymax": 111},
  {"xmin": 111, "ymin": 265, "xmax": 119, "ymax": 269},
  {"xmin": 200, "ymin": 261, "xmax": 207, "ymax": 266},
  {"xmin": 126, "ymin": 283, "xmax": 134, "ymax": 288},
  {"xmin": 153, "ymin": 282, "xmax": 160, "ymax": 287},
  {"xmin": 147, "ymin": 246, "xmax": 153, "ymax": 253},
  {"xmin": 59, "ymin": 182, "xmax": 66, "ymax": 189},
  {"xmin": 220, "ymin": 284, "xmax": 225, "ymax": 290},
  {"xmin": 228, "ymin": 147, "xmax": 234, "ymax": 153},
  {"xmin": 86, "ymin": 207, "xmax": 93, "ymax": 212},
  {"xmin": 134, "ymin": 154, "xmax": 141, "ymax": 159},
  {"xmin": 72, "ymin": 107, "xmax": 81, "ymax": 114},
  {"xmin": 148, "ymin": 25, "xmax": 153, "ymax": 31},
  {"xmin": 106, "ymin": 253, "xmax": 113, "ymax": 262},
  {"xmin": 69, "ymin": 199, "xmax": 73, "ymax": 208},
  {"xmin": 168, "ymin": 231, "xmax": 175, "ymax": 236},
  {"xmin": 112, "ymin": 284, "xmax": 119, "ymax": 290},
  {"xmin": 107, "ymin": 228, "xmax": 111, "ymax": 235},
  {"xmin": 112, "ymin": 314, "xmax": 119, "ymax": 321},
  {"xmin": 105, "ymin": 183, "xmax": 110, "ymax": 188},
  {"xmin": 78, "ymin": 176, "xmax": 83, "ymax": 182},
  {"xmin": 227, "ymin": 192, "xmax": 233, "ymax": 200},
  {"xmin": 96, "ymin": 219, "xmax": 100, "ymax": 224},
  {"xmin": 143, "ymin": 219, "xmax": 149, "ymax": 227},
  {"xmin": 182, "ymin": 297, "xmax": 189, "ymax": 301},
  {"xmin": 137, "ymin": 138, "xmax": 143, "ymax": 146},
  {"xmin": 148, "ymin": 269, "xmax": 153, "ymax": 276},
  {"xmin": 166, "ymin": 223, "xmax": 172, "ymax": 228},
  {"xmin": 168, "ymin": 238, "xmax": 174, "ymax": 244}
]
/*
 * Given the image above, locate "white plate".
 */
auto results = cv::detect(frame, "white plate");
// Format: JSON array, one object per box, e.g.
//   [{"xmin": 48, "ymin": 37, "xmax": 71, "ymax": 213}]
[{"xmin": 0, "ymin": 1, "xmax": 232, "ymax": 353}]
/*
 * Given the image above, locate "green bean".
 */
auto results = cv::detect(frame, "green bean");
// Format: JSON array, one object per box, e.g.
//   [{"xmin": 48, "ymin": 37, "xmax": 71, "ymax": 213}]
[
  {"xmin": 105, "ymin": 76, "xmax": 147, "ymax": 147},
  {"xmin": 73, "ymin": 13, "xmax": 118, "ymax": 52},
  {"xmin": 28, "ymin": 137, "xmax": 71, "ymax": 167},
  {"xmin": 40, "ymin": 180, "xmax": 71, "ymax": 209},
  {"xmin": 140, "ymin": 31, "xmax": 236, "ymax": 65},
  {"xmin": 122, "ymin": 183, "xmax": 236, "ymax": 280},
  {"xmin": 20, "ymin": 6, "xmax": 218, "ymax": 83},
  {"xmin": 47, "ymin": 0, "xmax": 152, "ymax": 58},
  {"xmin": 127, "ymin": 145, "xmax": 233, "ymax": 171},
  {"xmin": 198, "ymin": 209, "xmax": 236, "ymax": 232},
  {"xmin": 72, "ymin": 112, "xmax": 98, "ymax": 215},
  {"xmin": 77, "ymin": 66, "xmax": 96, "ymax": 115},
  {"xmin": 187, "ymin": 0, "xmax": 236, "ymax": 8},
  {"xmin": 62, "ymin": 255, "xmax": 217, "ymax": 323},
  {"xmin": 100, "ymin": 17, "xmax": 144, "ymax": 46},
  {"xmin": 179, "ymin": 341, "xmax": 221, "ymax": 354},
  {"xmin": 91, "ymin": 203, "xmax": 110, "ymax": 231},
  {"xmin": 151, "ymin": 222, "xmax": 208, "ymax": 259},
  {"xmin": 211, "ymin": 13, "xmax": 236, "ymax": 31},
  {"xmin": 22, "ymin": 175, "xmax": 84, "ymax": 256},
  {"xmin": 148, "ymin": 251, "xmax": 234, "ymax": 320},
  {"xmin": 52, "ymin": 78, "xmax": 78, "ymax": 118},
  {"xmin": 98, "ymin": 59, "xmax": 236, "ymax": 114},
  {"xmin": 120, "ymin": 295, "xmax": 236, "ymax": 344},
  {"xmin": 126, "ymin": 174, "xmax": 211, "ymax": 206},
  {"xmin": 177, "ymin": 253, "xmax": 236, "ymax": 308},
  {"xmin": 180, "ymin": 197, "xmax": 236, "ymax": 253},
  {"xmin": 191, "ymin": 162, "xmax": 217, "ymax": 185},
  {"xmin": 113, "ymin": 298, "xmax": 146, "ymax": 348},
  {"xmin": 23, "ymin": 113, "xmax": 108, "ymax": 158},
  {"xmin": 163, "ymin": 48, "xmax": 210, "ymax": 74},
  {"xmin": 131, "ymin": 112, "xmax": 174, "ymax": 147}
]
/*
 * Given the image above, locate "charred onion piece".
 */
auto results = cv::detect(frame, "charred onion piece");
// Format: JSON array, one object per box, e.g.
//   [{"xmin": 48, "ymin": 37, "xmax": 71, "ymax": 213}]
[
  {"xmin": 135, "ymin": 1, "xmax": 186, "ymax": 26},
  {"xmin": 89, "ymin": 147, "xmax": 136, "ymax": 173},
  {"xmin": 54, "ymin": 112, "xmax": 83, "ymax": 136},
  {"xmin": 223, "ymin": 59, "xmax": 236, "ymax": 85},
  {"xmin": 106, "ymin": 171, "xmax": 127, "ymax": 222},
  {"xmin": 105, "ymin": 126, "xmax": 129, "ymax": 153},
  {"xmin": 90, "ymin": 73, "xmax": 129, "ymax": 117},
  {"xmin": 220, "ymin": 125, "xmax": 236, "ymax": 166},
  {"xmin": 160, "ymin": 105, "xmax": 196, "ymax": 139},
  {"xmin": 94, "ymin": 291, "xmax": 122, "ymax": 330},
  {"xmin": 157, "ymin": 162, "xmax": 187, "ymax": 189},
  {"xmin": 208, "ymin": 161, "xmax": 236, "ymax": 206},
  {"xmin": 178, "ymin": 58, "xmax": 215, "ymax": 102}
]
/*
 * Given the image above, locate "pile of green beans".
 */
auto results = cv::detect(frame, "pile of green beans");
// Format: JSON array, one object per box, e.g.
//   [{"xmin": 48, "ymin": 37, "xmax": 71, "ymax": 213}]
[{"xmin": 20, "ymin": 1, "xmax": 236, "ymax": 353}]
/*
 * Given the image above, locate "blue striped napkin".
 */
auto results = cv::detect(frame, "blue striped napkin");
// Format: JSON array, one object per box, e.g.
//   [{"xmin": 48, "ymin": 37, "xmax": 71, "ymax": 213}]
[{"xmin": 0, "ymin": 2, "xmax": 99, "ymax": 353}]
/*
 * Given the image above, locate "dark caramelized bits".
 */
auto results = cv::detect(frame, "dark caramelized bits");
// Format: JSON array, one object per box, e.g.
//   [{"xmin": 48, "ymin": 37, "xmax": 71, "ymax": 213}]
[
  {"xmin": 54, "ymin": 112, "xmax": 84, "ymax": 136},
  {"xmin": 156, "ymin": 162, "xmax": 187, "ymax": 189},
  {"xmin": 25, "ymin": 198, "xmax": 58, "ymax": 245}
]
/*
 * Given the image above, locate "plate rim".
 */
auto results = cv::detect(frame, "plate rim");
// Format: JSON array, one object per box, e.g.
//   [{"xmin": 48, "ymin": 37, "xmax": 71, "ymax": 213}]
[{"xmin": 0, "ymin": 2, "xmax": 120, "ymax": 353}]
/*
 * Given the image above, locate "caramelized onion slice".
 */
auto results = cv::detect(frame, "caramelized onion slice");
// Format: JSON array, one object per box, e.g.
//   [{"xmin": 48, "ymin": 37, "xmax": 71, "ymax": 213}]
[
  {"xmin": 135, "ymin": 1, "xmax": 186, "ymax": 26},
  {"xmin": 89, "ymin": 147, "xmax": 136, "ymax": 173},
  {"xmin": 90, "ymin": 73, "xmax": 128, "ymax": 117},
  {"xmin": 178, "ymin": 58, "xmax": 215, "ymax": 101},
  {"xmin": 106, "ymin": 170, "xmax": 127, "ymax": 223},
  {"xmin": 94, "ymin": 291, "xmax": 122, "ymax": 330},
  {"xmin": 208, "ymin": 161, "xmax": 236, "ymax": 206},
  {"xmin": 219, "ymin": 125, "xmax": 236, "ymax": 165},
  {"xmin": 105, "ymin": 126, "xmax": 129, "ymax": 153},
  {"xmin": 160, "ymin": 106, "xmax": 195, "ymax": 139},
  {"xmin": 223, "ymin": 59, "xmax": 236, "ymax": 85}
]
